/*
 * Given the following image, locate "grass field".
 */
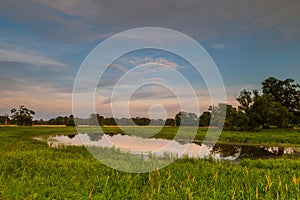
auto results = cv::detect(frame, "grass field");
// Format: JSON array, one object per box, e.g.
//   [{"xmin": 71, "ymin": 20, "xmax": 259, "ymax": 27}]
[{"xmin": 0, "ymin": 126, "xmax": 300, "ymax": 199}]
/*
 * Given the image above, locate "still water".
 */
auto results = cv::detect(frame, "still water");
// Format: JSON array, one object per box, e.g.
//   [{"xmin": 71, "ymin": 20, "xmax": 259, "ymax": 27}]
[{"xmin": 42, "ymin": 133, "xmax": 300, "ymax": 161}]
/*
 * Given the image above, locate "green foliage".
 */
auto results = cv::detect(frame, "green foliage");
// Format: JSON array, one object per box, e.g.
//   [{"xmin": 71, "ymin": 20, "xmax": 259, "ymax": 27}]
[
  {"xmin": 234, "ymin": 111, "xmax": 249, "ymax": 130},
  {"xmin": 262, "ymin": 77, "xmax": 300, "ymax": 112},
  {"xmin": 66, "ymin": 115, "xmax": 75, "ymax": 126},
  {"xmin": 237, "ymin": 89, "xmax": 252, "ymax": 114},
  {"xmin": 175, "ymin": 111, "xmax": 198, "ymax": 126},
  {"xmin": 47, "ymin": 115, "xmax": 75, "ymax": 126},
  {"xmin": 48, "ymin": 115, "xmax": 71, "ymax": 125},
  {"xmin": 10, "ymin": 105, "xmax": 35, "ymax": 126},
  {"xmin": 132, "ymin": 117, "xmax": 151, "ymax": 126},
  {"xmin": 234, "ymin": 77, "xmax": 300, "ymax": 130},
  {"xmin": 104, "ymin": 117, "xmax": 117, "ymax": 125},
  {"xmin": 0, "ymin": 115, "xmax": 9, "ymax": 125},
  {"xmin": 251, "ymin": 94, "xmax": 292, "ymax": 128},
  {"xmin": 165, "ymin": 118, "xmax": 175, "ymax": 126},
  {"xmin": 32, "ymin": 118, "xmax": 46, "ymax": 125},
  {"xmin": 209, "ymin": 103, "xmax": 227, "ymax": 129},
  {"xmin": 198, "ymin": 111, "xmax": 211, "ymax": 126}
]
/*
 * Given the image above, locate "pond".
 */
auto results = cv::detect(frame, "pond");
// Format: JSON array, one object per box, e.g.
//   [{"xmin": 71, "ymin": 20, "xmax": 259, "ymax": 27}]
[{"xmin": 40, "ymin": 133, "xmax": 300, "ymax": 161}]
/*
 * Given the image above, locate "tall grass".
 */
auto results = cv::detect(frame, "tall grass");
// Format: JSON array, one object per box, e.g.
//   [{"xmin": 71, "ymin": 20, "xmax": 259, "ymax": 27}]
[{"xmin": 0, "ymin": 126, "xmax": 300, "ymax": 199}]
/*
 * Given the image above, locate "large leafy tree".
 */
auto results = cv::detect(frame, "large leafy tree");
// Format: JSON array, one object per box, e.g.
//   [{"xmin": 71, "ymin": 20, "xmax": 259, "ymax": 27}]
[
  {"xmin": 250, "ymin": 93, "xmax": 291, "ymax": 128},
  {"xmin": 66, "ymin": 115, "xmax": 75, "ymax": 126},
  {"xmin": 88, "ymin": 113, "xmax": 104, "ymax": 126},
  {"xmin": 11, "ymin": 105, "xmax": 35, "ymax": 126},
  {"xmin": 237, "ymin": 78, "xmax": 295, "ymax": 129},
  {"xmin": 209, "ymin": 103, "xmax": 237, "ymax": 130},
  {"xmin": 262, "ymin": 77, "xmax": 300, "ymax": 125},
  {"xmin": 209, "ymin": 103, "xmax": 227, "ymax": 128},
  {"xmin": 0, "ymin": 116, "xmax": 6, "ymax": 125},
  {"xmin": 198, "ymin": 111, "xmax": 211, "ymax": 127},
  {"xmin": 165, "ymin": 118, "xmax": 175, "ymax": 126},
  {"xmin": 175, "ymin": 111, "xmax": 198, "ymax": 126},
  {"xmin": 132, "ymin": 117, "xmax": 151, "ymax": 126},
  {"xmin": 236, "ymin": 89, "xmax": 253, "ymax": 114},
  {"xmin": 262, "ymin": 77, "xmax": 300, "ymax": 112},
  {"xmin": 104, "ymin": 117, "xmax": 116, "ymax": 125},
  {"xmin": 203, "ymin": 77, "xmax": 298, "ymax": 130}
]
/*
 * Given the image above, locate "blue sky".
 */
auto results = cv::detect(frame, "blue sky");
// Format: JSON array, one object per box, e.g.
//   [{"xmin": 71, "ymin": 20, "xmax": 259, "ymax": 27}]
[{"xmin": 0, "ymin": 0, "xmax": 299, "ymax": 119}]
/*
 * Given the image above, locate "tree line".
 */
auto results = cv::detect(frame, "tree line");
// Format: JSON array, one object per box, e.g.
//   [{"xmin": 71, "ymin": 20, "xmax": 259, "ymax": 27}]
[
  {"xmin": 1, "ymin": 77, "xmax": 299, "ymax": 130},
  {"xmin": 208, "ymin": 77, "xmax": 300, "ymax": 130},
  {"xmin": 0, "ymin": 105, "xmax": 76, "ymax": 126}
]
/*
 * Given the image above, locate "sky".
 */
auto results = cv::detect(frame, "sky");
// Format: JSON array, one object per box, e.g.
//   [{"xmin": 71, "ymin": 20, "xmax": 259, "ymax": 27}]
[{"xmin": 0, "ymin": 0, "xmax": 299, "ymax": 120}]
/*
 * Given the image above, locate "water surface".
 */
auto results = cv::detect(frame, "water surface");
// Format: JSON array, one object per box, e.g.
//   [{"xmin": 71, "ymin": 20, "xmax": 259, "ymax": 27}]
[{"xmin": 43, "ymin": 133, "xmax": 300, "ymax": 161}]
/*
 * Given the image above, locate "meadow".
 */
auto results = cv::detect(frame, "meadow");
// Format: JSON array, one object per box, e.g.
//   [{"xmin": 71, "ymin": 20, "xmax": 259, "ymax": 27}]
[
  {"xmin": 90, "ymin": 126, "xmax": 300, "ymax": 146},
  {"xmin": 0, "ymin": 126, "xmax": 300, "ymax": 199}
]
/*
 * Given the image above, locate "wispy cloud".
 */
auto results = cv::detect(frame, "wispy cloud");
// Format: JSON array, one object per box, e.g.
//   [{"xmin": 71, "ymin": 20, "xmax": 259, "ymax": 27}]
[
  {"xmin": 102, "ymin": 84, "xmax": 176, "ymax": 105},
  {"xmin": 119, "ymin": 56, "xmax": 178, "ymax": 69},
  {"xmin": 154, "ymin": 58, "xmax": 178, "ymax": 68},
  {"xmin": 0, "ymin": 48, "xmax": 67, "ymax": 69},
  {"xmin": 211, "ymin": 43, "xmax": 225, "ymax": 50},
  {"xmin": 109, "ymin": 63, "xmax": 128, "ymax": 73},
  {"xmin": 0, "ymin": 0, "xmax": 299, "ymax": 44}
]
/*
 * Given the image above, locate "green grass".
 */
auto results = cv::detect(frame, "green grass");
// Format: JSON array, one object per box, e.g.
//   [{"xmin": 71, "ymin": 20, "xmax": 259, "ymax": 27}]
[
  {"xmin": 0, "ymin": 126, "xmax": 300, "ymax": 199},
  {"xmin": 85, "ymin": 126, "xmax": 300, "ymax": 146},
  {"xmin": 4, "ymin": 125, "xmax": 298, "ymax": 146}
]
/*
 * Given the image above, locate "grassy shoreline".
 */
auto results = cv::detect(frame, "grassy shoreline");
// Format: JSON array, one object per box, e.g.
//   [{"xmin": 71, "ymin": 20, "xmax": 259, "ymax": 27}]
[
  {"xmin": 1, "ymin": 126, "xmax": 300, "ymax": 199},
  {"xmin": 8, "ymin": 126, "xmax": 300, "ymax": 147},
  {"xmin": 1, "ymin": 125, "xmax": 300, "ymax": 147}
]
